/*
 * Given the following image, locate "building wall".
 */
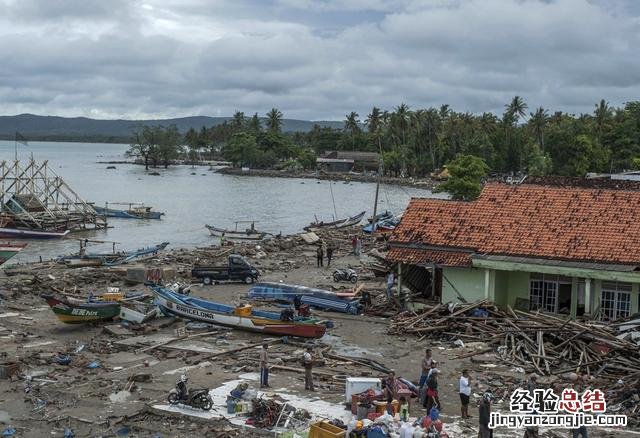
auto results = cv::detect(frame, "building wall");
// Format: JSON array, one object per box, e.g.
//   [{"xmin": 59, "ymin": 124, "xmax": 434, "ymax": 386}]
[{"xmin": 441, "ymin": 267, "xmax": 486, "ymax": 303}]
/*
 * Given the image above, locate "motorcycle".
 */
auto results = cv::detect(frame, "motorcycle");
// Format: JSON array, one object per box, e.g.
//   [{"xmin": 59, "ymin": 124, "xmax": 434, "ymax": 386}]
[
  {"xmin": 333, "ymin": 268, "xmax": 358, "ymax": 283},
  {"xmin": 168, "ymin": 376, "xmax": 212, "ymax": 410}
]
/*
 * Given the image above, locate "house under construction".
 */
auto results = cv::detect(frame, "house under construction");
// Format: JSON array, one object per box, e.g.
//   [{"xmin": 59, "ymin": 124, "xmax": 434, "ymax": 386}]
[{"xmin": 0, "ymin": 160, "xmax": 107, "ymax": 232}]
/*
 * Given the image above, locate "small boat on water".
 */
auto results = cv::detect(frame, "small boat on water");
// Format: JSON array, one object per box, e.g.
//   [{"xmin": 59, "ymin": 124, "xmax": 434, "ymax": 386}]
[
  {"xmin": 0, "ymin": 242, "xmax": 27, "ymax": 265},
  {"xmin": 94, "ymin": 203, "xmax": 164, "ymax": 220},
  {"xmin": 43, "ymin": 291, "xmax": 151, "ymax": 324},
  {"xmin": 59, "ymin": 241, "xmax": 169, "ymax": 267},
  {"xmin": 304, "ymin": 211, "xmax": 366, "ymax": 231},
  {"xmin": 149, "ymin": 285, "xmax": 328, "ymax": 338},
  {"xmin": 205, "ymin": 222, "xmax": 267, "ymax": 240}
]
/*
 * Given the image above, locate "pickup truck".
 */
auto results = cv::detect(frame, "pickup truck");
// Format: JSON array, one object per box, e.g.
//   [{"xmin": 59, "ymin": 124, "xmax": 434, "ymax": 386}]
[{"xmin": 191, "ymin": 255, "xmax": 260, "ymax": 285}]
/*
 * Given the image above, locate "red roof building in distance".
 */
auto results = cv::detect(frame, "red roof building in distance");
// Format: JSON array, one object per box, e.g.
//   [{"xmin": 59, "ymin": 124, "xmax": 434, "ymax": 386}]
[{"xmin": 388, "ymin": 183, "xmax": 640, "ymax": 321}]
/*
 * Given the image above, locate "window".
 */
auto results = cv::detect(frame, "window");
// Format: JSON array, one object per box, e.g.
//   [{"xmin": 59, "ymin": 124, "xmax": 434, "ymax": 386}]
[
  {"xmin": 529, "ymin": 274, "xmax": 563, "ymax": 313},
  {"xmin": 600, "ymin": 282, "xmax": 632, "ymax": 321}
]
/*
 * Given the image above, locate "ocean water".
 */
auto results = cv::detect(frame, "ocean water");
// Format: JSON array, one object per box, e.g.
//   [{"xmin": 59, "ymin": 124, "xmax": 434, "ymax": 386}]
[{"xmin": 0, "ymin": 140, "xmax": 442, "ymax": 263}]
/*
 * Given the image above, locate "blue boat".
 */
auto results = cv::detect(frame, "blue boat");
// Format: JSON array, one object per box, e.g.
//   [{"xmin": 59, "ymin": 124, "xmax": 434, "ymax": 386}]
[
  {"xmin": 363, "ymin": 216, "xmax": 400, "ymax": 233},
  {"xmin": 248, "ymin": 282, "xmax": 362, "ymax": 315},
  {"xmin": 94, "ymin": 203, "xmax": 164, "ymax": 220}
]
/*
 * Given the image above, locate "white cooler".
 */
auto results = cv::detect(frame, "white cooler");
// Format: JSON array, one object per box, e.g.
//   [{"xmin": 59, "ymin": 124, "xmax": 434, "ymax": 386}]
[{"xmin": 345, "ymin": 377, "xmax": 382, "ymax": 402}]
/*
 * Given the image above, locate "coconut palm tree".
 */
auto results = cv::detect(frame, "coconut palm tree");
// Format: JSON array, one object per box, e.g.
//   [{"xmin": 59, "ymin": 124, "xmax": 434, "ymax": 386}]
[
  {"xmin": 365, "ymin": 107, "xmax": 382, "ymax": 134},
  {"xmin": 506, "ymin": 95, "xmax": 528, "ymax": 123},
  {"xmin": 594, "ymin": 99, "xmax": 611, "ymax": 141},
  {"xmin": 266, "ymin": 108, "xmax": 283, "ymax": 133},
  {"xmin": 529, "ymin": 107, "xmax": 548, "ymax": 149},
  {"xmin": 393, "ymin": 103, "xmax": 410, "ymax": 145},
  {"xmin": 344, "ymin": 111, "xmax": 360, "ymax": 151},
  {"xmin": 231, "ymin": 111, "xmax": 246, "ymax": 132}
]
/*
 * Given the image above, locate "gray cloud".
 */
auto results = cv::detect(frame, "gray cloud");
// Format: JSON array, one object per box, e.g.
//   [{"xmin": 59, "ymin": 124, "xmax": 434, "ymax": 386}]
[{"xmin": 0, "ymin": 0, "xmax": 638, "ymax": 120}]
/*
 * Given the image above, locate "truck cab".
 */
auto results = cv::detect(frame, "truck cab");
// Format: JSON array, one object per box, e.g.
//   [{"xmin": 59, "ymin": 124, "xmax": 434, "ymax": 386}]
[{"xmin": 191, "ymin": 255, "xmax": 260, "ymax": 285}]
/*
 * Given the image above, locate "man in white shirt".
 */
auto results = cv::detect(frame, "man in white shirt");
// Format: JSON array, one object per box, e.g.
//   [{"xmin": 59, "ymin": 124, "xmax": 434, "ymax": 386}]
[
  {"xmin": 386, "ymin": 271, "xmax": 395, "ymax": 301},
  {"xmin": 459, "ymin": 369, "xmax": 471, "ymax": 419}
]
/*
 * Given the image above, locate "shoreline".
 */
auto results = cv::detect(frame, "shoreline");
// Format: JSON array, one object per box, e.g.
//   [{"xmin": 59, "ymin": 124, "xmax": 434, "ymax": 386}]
[{"xmin": 216, "ymin": 167, "xmax": 439, "ymax": 190}]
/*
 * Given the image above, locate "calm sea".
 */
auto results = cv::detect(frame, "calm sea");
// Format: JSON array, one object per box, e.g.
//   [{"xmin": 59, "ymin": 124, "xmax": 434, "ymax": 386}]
[{"xmin": 0, "ymin": 140, "xmax": 441, "ymax": 263}]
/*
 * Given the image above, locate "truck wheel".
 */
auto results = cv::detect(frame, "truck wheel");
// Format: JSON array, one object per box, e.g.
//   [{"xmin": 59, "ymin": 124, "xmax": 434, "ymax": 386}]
[
  {"xmin": 244, "ymin": 276, "xmax": 254, "ymax": 284},
  {"xmin": 203, "ymin": 277, "xmax": 212, "ymax": 285}
]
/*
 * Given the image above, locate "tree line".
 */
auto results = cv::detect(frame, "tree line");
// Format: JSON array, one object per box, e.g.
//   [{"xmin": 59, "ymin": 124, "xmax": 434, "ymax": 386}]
[{"xmin": 127, "ymin": 98, "xmax": 640, "ymax": 177}]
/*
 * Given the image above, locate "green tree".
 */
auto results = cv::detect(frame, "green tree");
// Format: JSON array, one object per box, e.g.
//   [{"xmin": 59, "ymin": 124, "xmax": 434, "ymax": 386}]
[
  {"xmin": 127, "ymin": 125, "xmax": 158, "ymax": 170},
  {"xmin": 266, "ymin": 108, "xmax": 283, "ymax": 133},
  {"xmin": 157, "ymin": 124, "xmax": 181, "ymax": 168},
  {"xmin": 296, "ymin": 148, "xmax": 317, "ymax": 170},
  {"xmin": 435, "ymin": 154, "xmax": 488, "ymax": 201},
  {"xmin": 344, "ymin": 111, "xmax": 360, "ymax": 151},
  {"xmin": 224, "ymin": 132, "xmax": 259, "ymax": 167}
]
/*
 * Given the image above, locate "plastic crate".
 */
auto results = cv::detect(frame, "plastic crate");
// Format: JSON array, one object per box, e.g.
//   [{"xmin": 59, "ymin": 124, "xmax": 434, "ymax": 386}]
[{"xmin": 308, "ymin": 421, "xmax": 346, "ymax": 438}]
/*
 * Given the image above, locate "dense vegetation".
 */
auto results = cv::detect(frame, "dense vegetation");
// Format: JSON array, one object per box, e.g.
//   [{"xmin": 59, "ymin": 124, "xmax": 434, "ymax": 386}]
[{"xmin": 125, "ymin": 97, "xmax": 640, "ymax": 177}]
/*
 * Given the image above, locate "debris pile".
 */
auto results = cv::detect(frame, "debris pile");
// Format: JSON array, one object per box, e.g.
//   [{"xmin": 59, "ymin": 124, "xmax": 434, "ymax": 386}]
[{"xmin": 390, "ymin": 299, "xmax": 640, "ymax": 425}]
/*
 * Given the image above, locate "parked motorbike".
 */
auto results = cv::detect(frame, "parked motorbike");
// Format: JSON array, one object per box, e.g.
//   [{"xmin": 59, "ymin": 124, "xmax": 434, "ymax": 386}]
[
  {"xmin": 168, "ymin": 374, "xmax": 212, "ymax": 410},
  {"xmin": 333, "ymin": 268, "xmax": 358, "ymax": 283}
]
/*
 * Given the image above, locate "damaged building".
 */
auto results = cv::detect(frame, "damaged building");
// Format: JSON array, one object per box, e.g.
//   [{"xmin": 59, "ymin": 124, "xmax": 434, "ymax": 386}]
[{"xmin": 388, "ymin": 182, "xmax": 640, "ymax": 321}]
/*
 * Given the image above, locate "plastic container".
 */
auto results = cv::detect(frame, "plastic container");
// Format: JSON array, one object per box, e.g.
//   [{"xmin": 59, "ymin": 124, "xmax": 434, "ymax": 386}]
[
  {"xmin": 308, "ymin": 421, "xmax": 346, "ymax": 438},
  {"xmin": 226, "ymin": 397, "xmax": 237, "ymax": 414},
  {"xmin": 234, "ymin": 305, "xmax": 252, "ymax": 316}
]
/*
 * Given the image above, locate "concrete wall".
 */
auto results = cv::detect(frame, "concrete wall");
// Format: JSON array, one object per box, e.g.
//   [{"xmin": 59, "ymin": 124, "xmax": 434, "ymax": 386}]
[{"xmin": 442, "ymin": 267, "xmax": 486, "ymax": 303}]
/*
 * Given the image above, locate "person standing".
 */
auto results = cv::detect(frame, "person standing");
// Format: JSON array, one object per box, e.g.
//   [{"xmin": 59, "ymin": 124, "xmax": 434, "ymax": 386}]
[
  {"xmin": 259, "ymin": 343, "xmax": 269, "ymax": 388},
  {"xmin": 419, "ymin": 348, "xmax": 433, "ymax": 388},
  {"xmin": 425, "ymin": 368, "xmax": 441, "ymax": 413},
  {"xmin": 355, "ymin": 237, "xmax": 362, "ymax": 256},
  {"xmin": 326, "ymin": 243, "xmax": 334, "ymax": 267},
  {"xmin": 459, "ymin": 369, "xmax": 471, "ymax": 419},
  {"xmin": 351, "ymin": 235, "xmax": 357, "ymax": 255},
  {"xmin": 478, "ymin": 392, "xmax": 493, "ymax": 438},
  {"xmin": 220, "ymin": 232, "xmax": 226, "ymax": 247},
  {"xmin": 316, "ymin": 244, "xmax": 324, "ymax": 267},
  {"xmin": 303, "ymin": 347, "xmax": 315, "ymax": 391},
  {"xmin": 386, "ymin": 271, "xmax": 395, "ymax": 301},
  {"xmin": 383, "ymin": 370, "xmax": 399, "ymax": 401}
]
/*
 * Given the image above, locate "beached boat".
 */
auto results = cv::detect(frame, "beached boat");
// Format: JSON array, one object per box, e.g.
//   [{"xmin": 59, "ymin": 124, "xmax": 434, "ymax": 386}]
[
  {"xmin": 42, "ymin": 295, "xmax": 122, "ymax": 324},
  {"xmin": 304, "ymin": 211, "xmax": 366, "ymax": 231},
  {"xmin": 0, "ymin": 227, "xmax": 69, "ymax": 239},
  {"xmin": 0, "ymin": 243, "xmax": 26, "ymax": 265},
  {"xmin": 205, "ymin": 222, "xmax": 267, "ymax": 240},
  {"xmin": 363, "ymin": 216, "xmax": 401, "ymax": 233},
  {"xmin": 367, "ymin": 210, "xmax": 394, "ymax": 224},
  {"xmin": 248, "ymin": 282, "xmax": 362, "ymax": 315},
  {"xmin": 94, "ymin": 203, "xmax": 164, "ymax": 220},
  {"xmin": 59, "ymin": 242, "xmax": 169, "ymax": 267},
  {"xmin": 149, "ymin": 285, "xmax": 327, "ymax": 338}
]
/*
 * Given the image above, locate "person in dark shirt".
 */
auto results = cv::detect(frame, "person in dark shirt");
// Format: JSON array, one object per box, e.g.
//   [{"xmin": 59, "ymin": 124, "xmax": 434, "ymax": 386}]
[
  {"xmin": 478, "ymin": 391, "xmax": 493, "ymax": 438},
  {"xmin": 425, "ymin": 368, "xmax": 441, "ymax": 413}
]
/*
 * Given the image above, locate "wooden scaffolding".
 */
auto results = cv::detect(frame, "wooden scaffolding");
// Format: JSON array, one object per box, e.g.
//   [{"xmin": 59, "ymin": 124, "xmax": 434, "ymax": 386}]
[{"xmin": 0, "ymin": 159, "xmax": 107, "ymax": 231}]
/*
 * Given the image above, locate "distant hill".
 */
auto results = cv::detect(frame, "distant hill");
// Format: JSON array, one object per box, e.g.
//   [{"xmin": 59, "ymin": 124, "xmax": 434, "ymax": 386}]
[{"xmin": 0, "ymin": 114, "xmax": 344, "ymax": 143}]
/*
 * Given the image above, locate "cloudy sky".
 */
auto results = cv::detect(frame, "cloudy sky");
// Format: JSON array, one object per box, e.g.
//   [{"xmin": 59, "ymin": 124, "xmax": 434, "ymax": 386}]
[{"xmin": 0, "ymin": 0, "xmax": 638, "ymax": 120}]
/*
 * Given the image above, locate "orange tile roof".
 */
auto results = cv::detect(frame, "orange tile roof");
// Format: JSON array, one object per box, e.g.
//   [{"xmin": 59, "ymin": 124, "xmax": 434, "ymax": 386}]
[
  {"xmin": 390, "ymin": 183, "xmax": 640, "ymax": 266},
  {"xmin": 387, "ymin": 247, "xmax": 472, "ymax": 267}
]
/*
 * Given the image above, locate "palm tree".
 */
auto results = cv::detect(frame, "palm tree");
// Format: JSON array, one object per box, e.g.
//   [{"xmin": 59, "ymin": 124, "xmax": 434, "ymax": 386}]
[
  {"xmin": 594, "ymin": 99, "xmax": 611, "ymax": 141},
  {"xmin": 529, "ymin": 107, "xmax": 548, "ymax": 149},
  {"xmin": 393, "ymin": 103, "xmax": 410, "ymax": 145},
  {"xmin": 344, "ymin": 111, "xmax": 360, "ymax": 151},
  {"xmin": 231, "ymin": 111, "xmax": 246, "ymax": 132},
  {"xmin": 365, "ymin": 107, "xmax": 382, "ymax": 134},
  {"xmin": 266, "ymin": 108, "xmax": 283, "ymax": 133},
  {"xmin": 248, "ymin": 113, "xmax": 261, "ymax": 135},
  {"xmin": 506, "ymin": 96, "xmax": 528, "ymax": 123}
]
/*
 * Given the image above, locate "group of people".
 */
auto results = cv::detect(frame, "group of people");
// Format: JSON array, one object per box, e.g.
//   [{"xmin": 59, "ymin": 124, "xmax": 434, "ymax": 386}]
[
  {"xmin": 315, "ymin": 241, "xmax": 335, "ymax": 267},
  {"xmin": 259, "ymin": 343, "xmax": 316, "ymax": 392}
]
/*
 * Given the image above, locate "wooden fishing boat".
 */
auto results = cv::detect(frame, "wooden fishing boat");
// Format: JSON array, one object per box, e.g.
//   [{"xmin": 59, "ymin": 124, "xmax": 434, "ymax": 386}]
[
  {"xmin": 59, "ymin": 242, "xmax": 169, "ymax": 267},
  {"xmin": 0, "ymin": 243, "xmax": 26, "ymax": 265},
  {"xmin": 94, "ymin": 203, "xmax": 164, "ymax": 220},
  {"xmin": 0, "ymin": 227, "xmax": 69, "ymax": 239},
  {"xmin": 205, "ymin": 222, "xmax": 267, "ymax": 240},
  {"xmin": 248, "ymin": 282, "xmax": 362, "ymax": 315},
  {"xmin": 304, "ymin": 211, "xmax": 366, "ymax": 231},
  {"xmin": 149, "ymin": 285, "xmax": 327, "ymax": 338},
  {"xmin": 42, "ymin": 295, "xmax": 121, "ymax": 324}
]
